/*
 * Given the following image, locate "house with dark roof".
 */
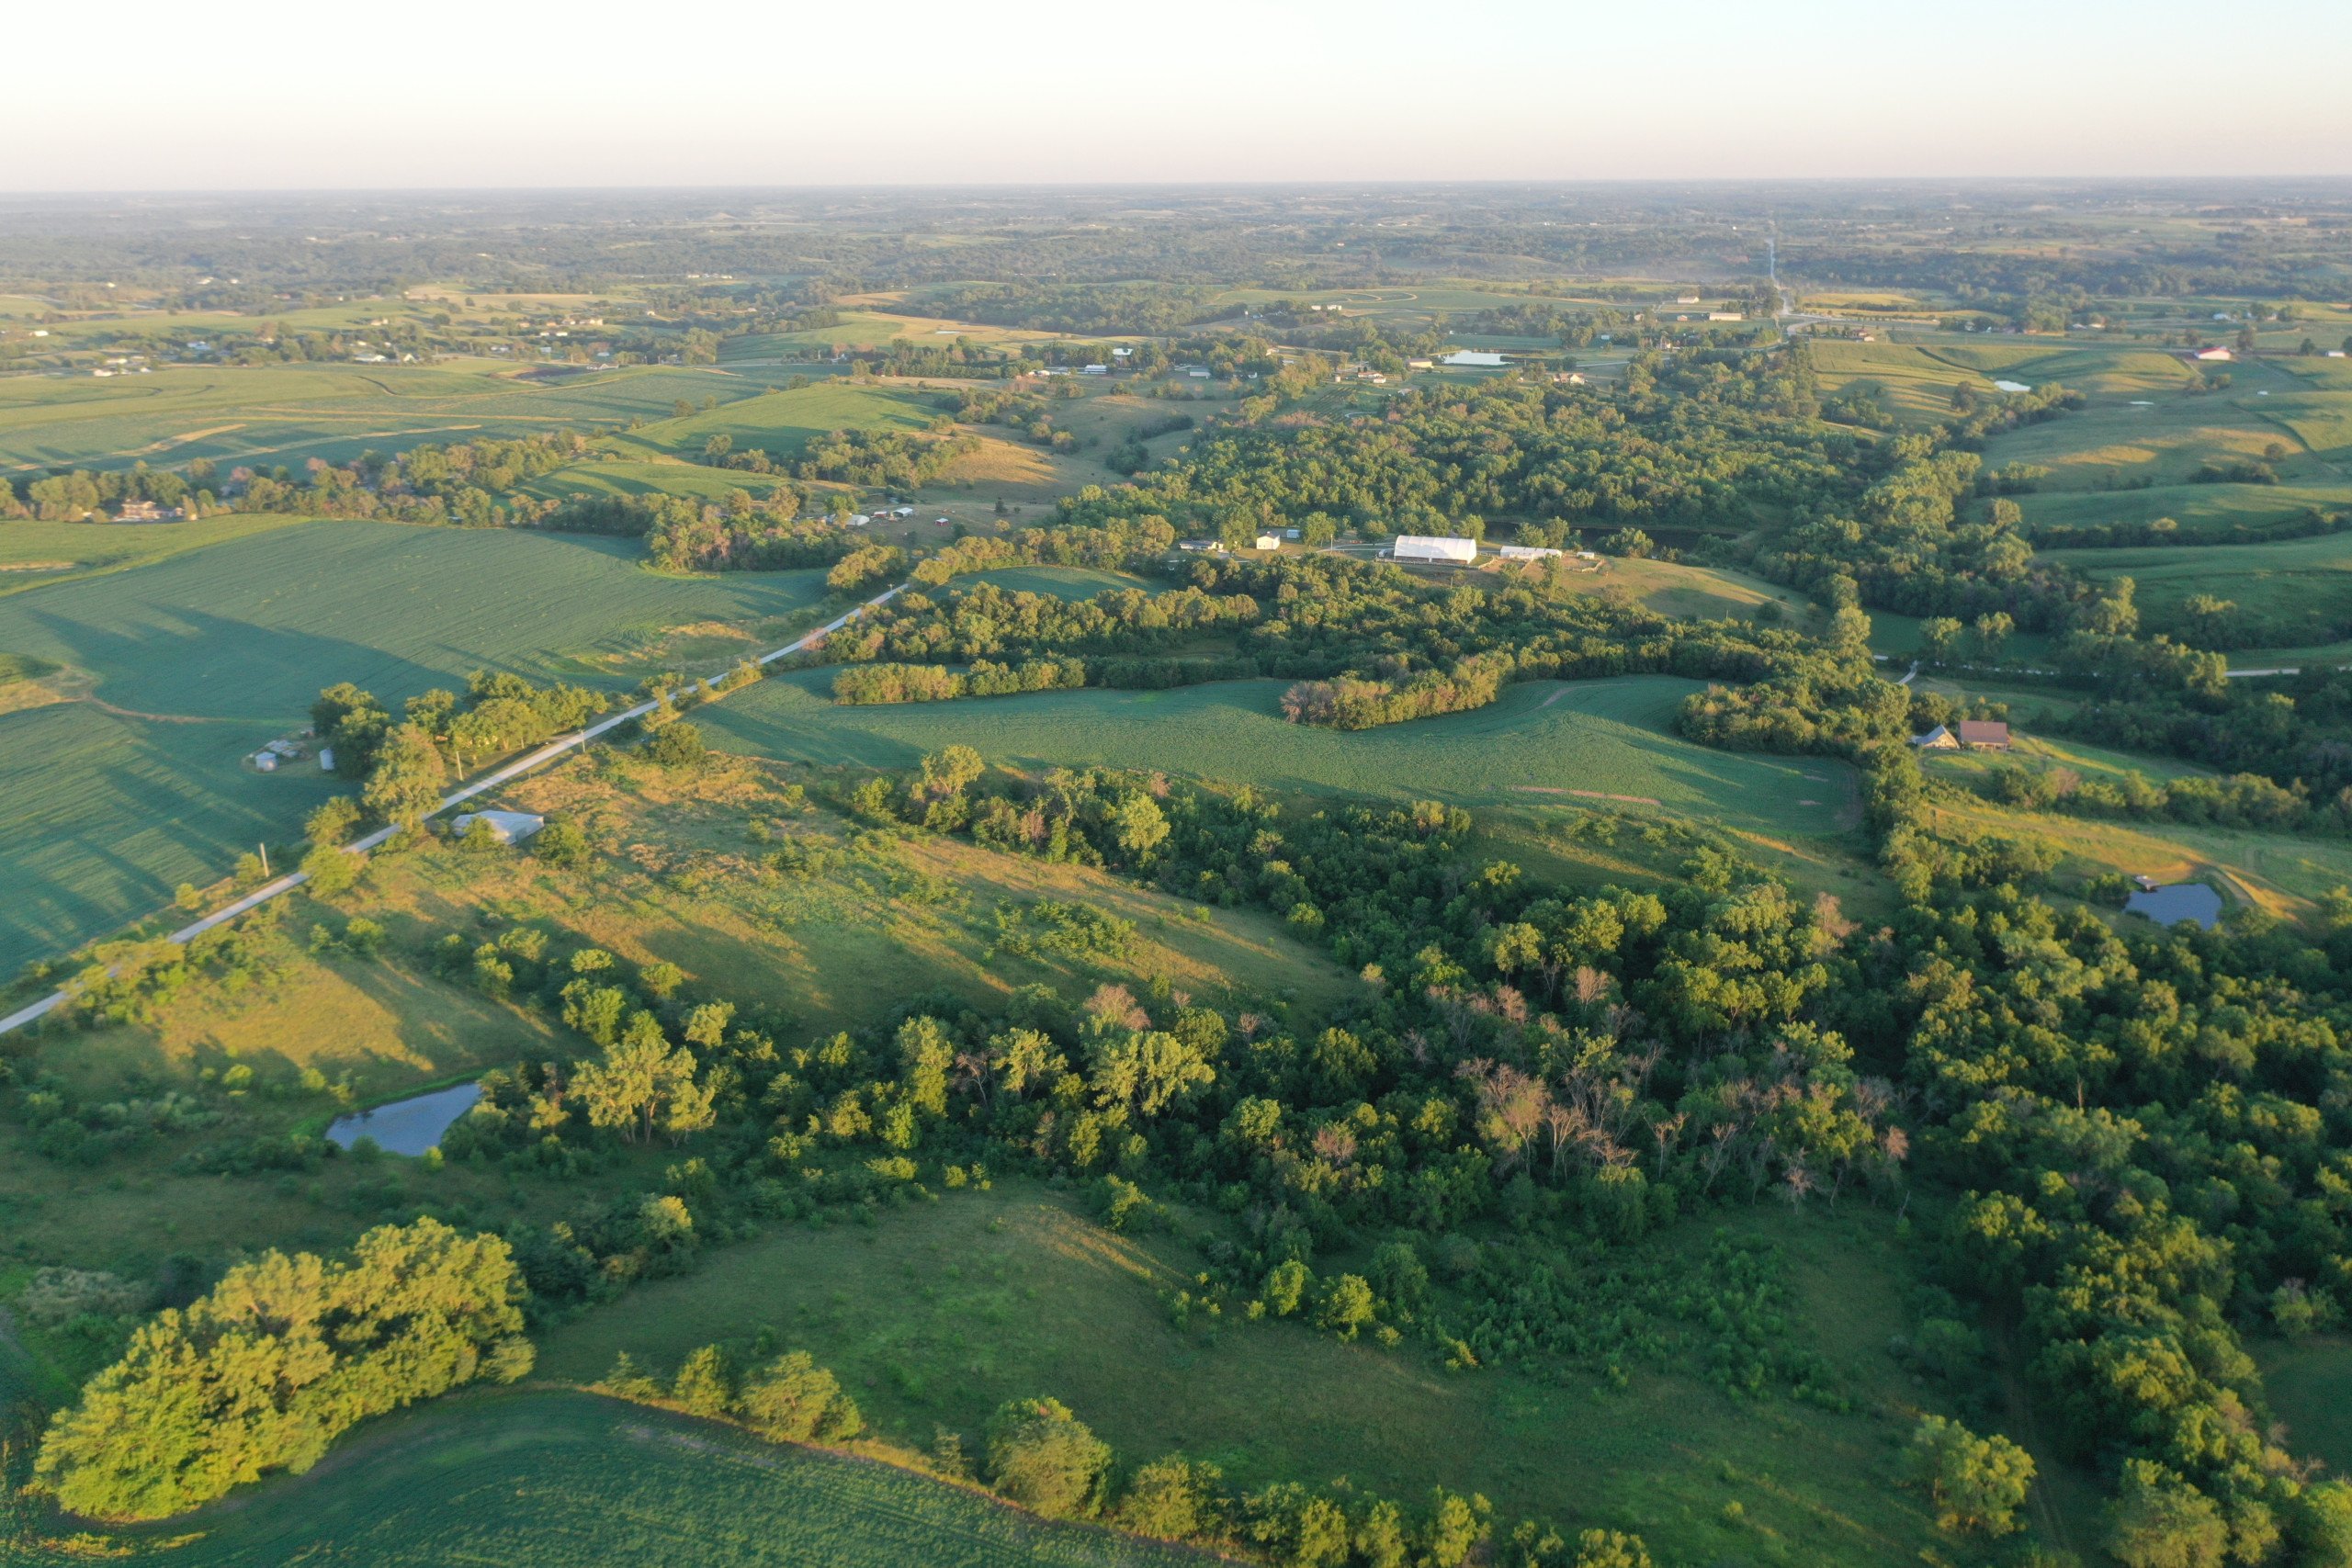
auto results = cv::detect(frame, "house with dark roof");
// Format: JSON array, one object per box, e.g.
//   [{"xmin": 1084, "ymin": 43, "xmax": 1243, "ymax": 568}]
[{"xmin": 1956, "ymin": 720, "xmax": 2011, "ymax": 750}]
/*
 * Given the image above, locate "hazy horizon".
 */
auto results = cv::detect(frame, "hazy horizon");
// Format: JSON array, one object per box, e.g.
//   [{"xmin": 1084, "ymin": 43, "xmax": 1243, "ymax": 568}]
[{"xmin": 7, "ymin": 0, "xmax": 2347, "ymax": 192}]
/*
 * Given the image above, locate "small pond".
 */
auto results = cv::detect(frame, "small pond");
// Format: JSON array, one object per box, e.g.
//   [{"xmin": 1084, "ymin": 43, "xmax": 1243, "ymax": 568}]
[{"xmin": 326, "ymin": 1082, "xmax": 481, "ymax": 1156}]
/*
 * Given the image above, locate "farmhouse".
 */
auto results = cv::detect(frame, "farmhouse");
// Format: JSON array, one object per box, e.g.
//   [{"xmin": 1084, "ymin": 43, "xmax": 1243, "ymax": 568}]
[
  {"xmin": 2124, "ymin": 883, "xmax": 2224, "ymax": 930},
  {"xmin": 1442, "ymin": 350, "xmax": 1507, "ymax": 367},
  {"xmin": 1910, "ymin": 725, "xmax": 1959, "ymax": 750},
  {"xmin": 450, "ymin": 810, "xmax": 546, "ymax": 845},
  {"xmin": 1957, "ymin": 720, "xmax": 2011, "ymax": 750},
  {"xmin": 1390, "ymin": 535, "xmax": 1479, "ymax": 564}
]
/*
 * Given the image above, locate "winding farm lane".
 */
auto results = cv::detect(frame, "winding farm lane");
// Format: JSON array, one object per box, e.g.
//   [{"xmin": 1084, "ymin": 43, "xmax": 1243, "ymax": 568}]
[{"xmin": 0, "ymin": 583, "xmax": 905, "ymax": 1039}]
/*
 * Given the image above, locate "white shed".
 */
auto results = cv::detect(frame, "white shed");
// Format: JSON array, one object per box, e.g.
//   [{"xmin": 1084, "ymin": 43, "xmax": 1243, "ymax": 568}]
[
  {"xmin": 1392, "ymin": 536, "xmax": 1479, "ymax": 564},
  {"xmin": 451, "ymin": 810, "xmax": 547, "ymax": 845}
]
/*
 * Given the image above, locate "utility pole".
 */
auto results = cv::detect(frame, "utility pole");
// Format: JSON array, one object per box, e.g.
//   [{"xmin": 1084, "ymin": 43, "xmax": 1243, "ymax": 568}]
[{"xmin": 258, "ymin": 842, "xmax": 269, "ymax": 877}]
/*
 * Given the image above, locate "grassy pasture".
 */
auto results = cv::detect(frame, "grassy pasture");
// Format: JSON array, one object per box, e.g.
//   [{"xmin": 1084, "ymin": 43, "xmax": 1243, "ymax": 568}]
[
  {"xmin": 0, "ymin": 523, "xmax": 828, "ymax": 971},
  {"xmin": 962, "ymin": 567, "xmax": 1159, "ymax": 600},
  {"xmin": 2256, "ymin": 1337, "xmax": 2352, "ymax": 1480},
  {"xmin": 536, "ymin": 1183, "xmax": 1973, "ymax": 1566},
  {"xmin": 11, "ymin": 1389, "xmax": 1211, "ymax": 1567},
  {"xmin": 2044, "ymin": 529, "xmax": 2352, "ymax": 642},
  {"xmin": 1922, "ymin": 791, "xmax": 2352, "ymax": 923},
  {"xmin": 605, "ymin": 382, "xmax": 944, "ymax": 464},
  {"xmin": 1514, "ymin": 556, "xmax": 1819, "ymax": 626},
  {"xmin": 699, "ymin": 672, "xmax": 1860, "ymax": 837},
  {"xmin": 0, "ymin": 362, "xmax": 775, "ymax": 473},
  {"xmin": 2018, "ymin": 482, "xmax": 2352, "ymax": 540}
]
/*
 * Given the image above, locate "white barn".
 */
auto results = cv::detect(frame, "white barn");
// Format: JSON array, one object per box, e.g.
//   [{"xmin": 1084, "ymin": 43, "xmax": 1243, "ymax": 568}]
[
  {"xmin": 1441, "ymin": 350, "xmax": 1507, "ymax": 367},
  {"xmin": 1391, "ymin": 536, "xmax": 1479, "ymax": 564}
]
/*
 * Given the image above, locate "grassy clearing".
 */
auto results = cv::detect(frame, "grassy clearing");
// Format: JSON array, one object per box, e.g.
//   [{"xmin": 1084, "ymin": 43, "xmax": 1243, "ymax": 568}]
[
  {"xmin": 1922, "ymin": 791, "xmax": 2352, "ymax": 922},
  {"xmin": 605, "ymin": 382, "xmax": 944, "ymax": 464},
  {"xmin": 0, "ymin": 523, "xmax": 827, "ymax": 972},
  {"xmin": 11, "ymin": 1388, "xmax": 1212, "ymax": 1567},
  {"xmin": 1918, "ymin": 729, "xmax": 2215, "ymax": 787},
  {"xmin": 1510, "ymin": 557, "xmax": 1819, "ymax": 626},
  {"xmin": 0, "ymin": 362, "xmax": 768, "ymax": 472},
  {"xmin": 2255, "ymin": 1337, "xmax": 2352, "ymax": 1478},
  {"xmin": 2045, "ymin": 529, "xmax": 2352, "ymax": 639},
  {"xmin": 700, "ymin": 672, "xmax": 1861, "ymax": 838},
  {"xmin": 537, "ymin": 1182, "xmax": 1971, "ymax": 1565},
  {"xmin": 961, "ymin": 567, "xmax": 1159, "ymax": 600},
  {"xmin": 2019, "ymin": 482, "xmax": 2352, "ymax": 540}
]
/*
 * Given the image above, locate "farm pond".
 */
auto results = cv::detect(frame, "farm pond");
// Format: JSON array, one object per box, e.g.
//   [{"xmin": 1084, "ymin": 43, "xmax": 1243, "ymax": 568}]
[{"xmin": 326, "ymin": 1082, "xmax": 481, "ymax": 1156}]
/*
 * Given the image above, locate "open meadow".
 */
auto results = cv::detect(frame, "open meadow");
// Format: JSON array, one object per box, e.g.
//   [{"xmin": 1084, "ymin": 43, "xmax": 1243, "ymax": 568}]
[
  {"xmin": 2043, "ymin": 528, "xmax": 2352, "ymax": 647},
  {"xmin": 700, "ymin": 671, "xmax": 1862, "ymax": 838},
  {"xmin": 9, "ymin": 1389, "xmax": 1212, "ymax": 1568},
  {"xmin": 534, "ymin": 1184, "xmax": 1980, "ymax": 1567},
  {"xmin": 0, "ymin": 521, "xmax": 828, "ymax": 973}
]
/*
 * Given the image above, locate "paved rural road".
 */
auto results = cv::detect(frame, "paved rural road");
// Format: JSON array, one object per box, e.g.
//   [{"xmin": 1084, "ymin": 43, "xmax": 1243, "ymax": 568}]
[{"xmin": 0, "ymin": 584, "xmax": 906, "ymax": 1039}]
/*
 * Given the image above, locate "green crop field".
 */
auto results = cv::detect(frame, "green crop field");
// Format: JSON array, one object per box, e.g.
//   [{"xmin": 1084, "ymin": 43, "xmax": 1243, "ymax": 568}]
[
  {"xmin": 533, "ymin": 1184, "xmax": 1973, "ymax": 1565},
  {"xmin": 10, "ymin": 1390, "xmax": 1210, "ymax": 1568},
  {"xmin": 0, "ymin": 361, "xmax": 807, "ymax": 473},
  {"xmin": 2043, "ymin": 529, "xmax": 2352, "ymax": 642},
  {"xmin": 0, "ymin": 522, "xmax": 828, "ymax": 971},
  {"xmin": 698, "ymin": 672, "xmax": 1860, "ymax": 836},
  {"xmin": 519, "ymin": 457, "xmax": 805, "ymax": 503},
  {"xmin": 605, "ymin": 382, "xmax": 946, "ymax": 464}
]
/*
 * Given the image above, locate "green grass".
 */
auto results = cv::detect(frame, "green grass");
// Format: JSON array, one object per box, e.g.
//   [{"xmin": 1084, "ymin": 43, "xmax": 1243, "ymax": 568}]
[
  {"xmin": 0, "ymin": 361, "xmax": 790, "ymax": 473},
  {"xmin": 1979, "ymin": 358, "xmax": 2339, "ymax": 491},
  {"xmin": 2255, "ymin": 1337, "xmax": 2352, "ymax": 1477},
  {"xmin": 519, "ymin": 457, "xmax": 805, "ymax": 503},
  {"xmin": 699, "ymin": 672, "xmax": 1860, "ymax": 837},
  {"xmin": 534, "ymin": 1183, "xmax": 1977, "ymax": 1565},
  {"xmin": 2019, "ymin": 483, "xmax": 2352, "ymax": 541},
  {"xmin": 0, "ymin": 513, "xmax": 324, "ymax": 597},
  {"xmin": 11, "ymin": 1389, "xmax": 1210, "ymax": 1567},
  {"xmin": 0, "ymin": 522, "xmax": 828, "ymax": 972},
  {"xmin": 606, "ymin": 382, "xmax": 945, "ymax": 464},
  {"xmin": 962, "ymin": 567, "xmax": 1159, "ymax": 600},
  {"xmin": 2043, "ymin": 529, "xmax": 2352, "ymax": 641}
]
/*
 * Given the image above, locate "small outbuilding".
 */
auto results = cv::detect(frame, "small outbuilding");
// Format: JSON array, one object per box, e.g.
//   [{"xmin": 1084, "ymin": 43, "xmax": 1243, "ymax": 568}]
[
  {"xmin": 1254, "ymin": 534, "xmax": 1283, "ymax": 551},
  {"xmin": 2124, "ymin": 883, "xmax": 2224, "ymax": 930},
  {"xmin": 450, "ymin": 810, "xmax": 546, "ymax": 845},
  {"xmin": 1391, "ymin": 535, "xmax": 1480, "ymax": 565}
]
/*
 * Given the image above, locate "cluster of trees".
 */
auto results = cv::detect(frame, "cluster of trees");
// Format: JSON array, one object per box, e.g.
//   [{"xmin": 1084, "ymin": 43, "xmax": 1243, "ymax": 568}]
[
  {"xmin": 0, "ymin": 462, "xmax": 203, "ymax": 521},
  {"xmin": 833, "ymin": 657, "xmax": 1088, "ymax": 705},
  {"xmin": 793, "ymin": 427, "xmax": 979, "ymax": 489},
  {"xmin": 310, "ymin": 670, "xmax": 608, "ymax": 831},
  {"xmin": 1981, "ymin": 759, "xmax": 2352, "ymax": 836},
  {"xmin": 33, "ymin": 1219, "xmax": 531, "ymax": 1520}
]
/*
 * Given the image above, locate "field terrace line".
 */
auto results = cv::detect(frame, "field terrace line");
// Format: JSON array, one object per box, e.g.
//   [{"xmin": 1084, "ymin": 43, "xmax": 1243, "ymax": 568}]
[{"xmin": 0, "ymin": 583, "xmax": 907, "ymax": 1039}]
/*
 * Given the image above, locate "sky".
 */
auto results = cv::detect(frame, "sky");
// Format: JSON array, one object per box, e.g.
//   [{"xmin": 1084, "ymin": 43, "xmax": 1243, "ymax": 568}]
[{"xmin": 6, "ymin": 0, "xmax": 2349, "ymax": 189}]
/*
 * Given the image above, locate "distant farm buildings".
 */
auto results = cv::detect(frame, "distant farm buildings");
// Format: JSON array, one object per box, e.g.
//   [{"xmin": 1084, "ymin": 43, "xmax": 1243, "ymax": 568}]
[
  {"xmin": 1441, "ymin": 350, "xmax": 1507, "ymax": 368},
  {"xmin": 1389, "ymin": 536, "xmax": 1480, "ymax": 565},
  {"xmin": 113, "ymin": 500, "xmax": 184, "ymax": 523},
  {"xmin": 1911, "ymin": 720, "xmax": 2012, "ymax": 751}
]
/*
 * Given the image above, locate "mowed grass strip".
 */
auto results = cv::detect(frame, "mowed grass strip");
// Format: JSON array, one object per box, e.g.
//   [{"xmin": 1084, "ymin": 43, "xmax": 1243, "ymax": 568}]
[
  {"xmin": 0, "ymin": 522, "xmax": 828, "ymax": 971},
  {"xmin": 14, "ymin": 1389, "xmax": 1212, "ymax": 1568},
  {"xmin": 697, "ymin": 671, "xmax": 1858, "ymax": 836}
]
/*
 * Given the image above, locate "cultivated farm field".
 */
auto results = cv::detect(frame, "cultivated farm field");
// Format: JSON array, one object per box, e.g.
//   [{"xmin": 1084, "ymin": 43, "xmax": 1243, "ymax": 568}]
[
  {"xmin": 0, "ymin": 522, "xmax": 828, "ymax": 971},
  {"xmin": 0, "ymin": 361, "xmax": 800, "ymax": 473}
]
